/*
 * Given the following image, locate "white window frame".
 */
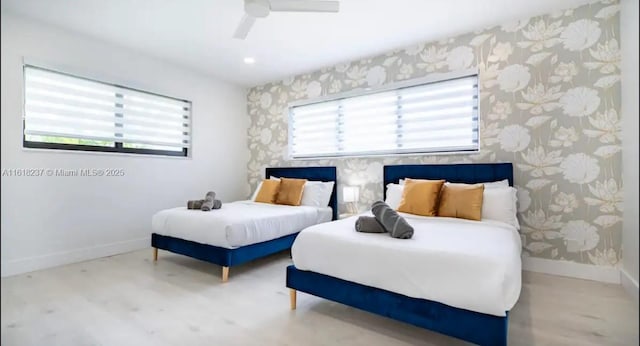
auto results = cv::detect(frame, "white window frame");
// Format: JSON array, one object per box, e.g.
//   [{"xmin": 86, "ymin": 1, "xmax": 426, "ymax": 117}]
[{"xmin": 287, "ymin": 68, "xmax": 480, "ymax": 160}]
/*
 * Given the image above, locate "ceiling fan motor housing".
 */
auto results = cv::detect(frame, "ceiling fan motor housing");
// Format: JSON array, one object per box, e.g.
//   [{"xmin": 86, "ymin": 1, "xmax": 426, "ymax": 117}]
[{"xmin": 245, "ymin": 0, "xmax": 270, "ymax": 18}]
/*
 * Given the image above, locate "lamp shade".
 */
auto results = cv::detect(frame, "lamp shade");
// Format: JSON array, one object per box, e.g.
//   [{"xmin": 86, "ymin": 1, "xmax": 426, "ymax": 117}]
[{"xmin": 342, "ymin": 186, "xmax": 359, "ymax": 203}]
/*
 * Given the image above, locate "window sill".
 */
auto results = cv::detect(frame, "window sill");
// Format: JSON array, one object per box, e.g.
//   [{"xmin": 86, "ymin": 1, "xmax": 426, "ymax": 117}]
[
  {"xmin": 288, "ymin": 150, "xmax": 481, "ymax": 161},
  {"xmin": 21, "ymin": 146, "xmax": 192, "ymax": 160}
]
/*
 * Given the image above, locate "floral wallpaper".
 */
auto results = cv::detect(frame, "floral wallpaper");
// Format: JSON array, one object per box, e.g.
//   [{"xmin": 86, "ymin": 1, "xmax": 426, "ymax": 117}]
[{"xmin": 246, "ymin": 0, "xmax": 622, "ymax": 266}]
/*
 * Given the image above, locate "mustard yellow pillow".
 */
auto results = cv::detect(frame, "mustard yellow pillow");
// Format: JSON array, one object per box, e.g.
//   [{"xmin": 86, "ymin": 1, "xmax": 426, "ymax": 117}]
[
  {"xmin": 255, "ymin": 179, "xmax": 281, "ymax": 204},
  {"xmin": 437, "ymin": 183, "xmax": 485, "ymax": 221},
  {"xmin": 397, "ymin": 179, "xmax": 445, "ymax": 216},
  {"xmin": 275, "ymin": 178, "xmax": 307, "ymax": 206}
]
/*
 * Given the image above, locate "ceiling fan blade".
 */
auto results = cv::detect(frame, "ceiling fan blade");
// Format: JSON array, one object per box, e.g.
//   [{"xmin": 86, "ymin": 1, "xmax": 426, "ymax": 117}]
[
  {"xmin": 269, "ymin": 0, "xmax": 339, "ymax": 13},
  {"xmin": 233, "ymin": 15, "xmax": 257, "ymax": 39}
]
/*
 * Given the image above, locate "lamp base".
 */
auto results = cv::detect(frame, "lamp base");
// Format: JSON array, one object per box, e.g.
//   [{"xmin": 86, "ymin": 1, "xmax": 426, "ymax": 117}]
[{"xmin": 347, "ymin": 202, "xmax": 359, "ymax": 214}]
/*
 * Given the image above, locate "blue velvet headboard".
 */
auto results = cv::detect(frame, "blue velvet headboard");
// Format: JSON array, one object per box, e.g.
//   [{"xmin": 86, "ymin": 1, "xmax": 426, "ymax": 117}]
[
  {"xmin": 265, "ymin": 166, "xmax": 338, "ymax": 221},
  {"xmin": 383, "ymin": 163, "xmax": 514, "ymax": 199}
]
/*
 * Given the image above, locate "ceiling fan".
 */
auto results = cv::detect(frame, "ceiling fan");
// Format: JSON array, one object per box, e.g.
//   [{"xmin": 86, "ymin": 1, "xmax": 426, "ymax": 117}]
[{"xmin": 233, "ymin": 0, "xmax": 340, "ymax": 39}]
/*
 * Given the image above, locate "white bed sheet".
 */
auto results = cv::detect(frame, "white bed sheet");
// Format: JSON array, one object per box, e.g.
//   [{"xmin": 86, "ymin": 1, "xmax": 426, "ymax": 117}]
[
  {"xmin": 291, "ymin": 212, "xmax": 522, "ymax": 316},
  {"xmin": 152, "ymin": 201, "xmax": 332, "ymax": 249}
]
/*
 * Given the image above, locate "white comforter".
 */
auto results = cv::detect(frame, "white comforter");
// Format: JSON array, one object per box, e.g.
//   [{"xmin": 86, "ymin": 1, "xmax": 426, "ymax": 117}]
[
  {"xmin": 152, "ymin": 201, "xmax": 332, "ymax": 249},
  {"xmin": 292, "ymin": 212, "xmax": 522, "ymax": 316}
]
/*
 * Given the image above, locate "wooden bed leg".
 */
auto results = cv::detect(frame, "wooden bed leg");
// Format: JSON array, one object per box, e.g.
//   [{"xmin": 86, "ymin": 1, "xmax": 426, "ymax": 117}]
[
  {"xmin": 153, "ymin": 247, "xmax": 158, "ymax": 261},
  {"xmin": 221, "ymin": 266, "xmax": 229, "ymax": 283},
  {"xmin": 290, "ymin": 289, "xmax": 297, "ymax": 310}
]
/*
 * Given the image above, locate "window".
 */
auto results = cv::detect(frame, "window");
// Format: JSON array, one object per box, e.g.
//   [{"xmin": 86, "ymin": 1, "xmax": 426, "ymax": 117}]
[
  {"xmin": 288, "ymin": 73, "xmax": 479, "ymax": 159},
  {"xmin": 23, "ymin": 65, "xmax": 191, "ymax": 157}
]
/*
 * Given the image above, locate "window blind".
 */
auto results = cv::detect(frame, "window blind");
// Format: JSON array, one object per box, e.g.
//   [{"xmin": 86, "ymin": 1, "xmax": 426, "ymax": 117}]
[
  {"xmin": 23, "ymin": 66, "xmax": 191, "ymax": 152},
  {"xmin": 289, "ymin": 74, "xmax": 478, "ymax": 159}
]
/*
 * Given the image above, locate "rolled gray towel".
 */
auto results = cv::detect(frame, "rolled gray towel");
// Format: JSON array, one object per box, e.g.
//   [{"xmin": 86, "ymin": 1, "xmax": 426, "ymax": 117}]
[
  {"xmin": 187, "ymin": 200, "xmax": 204, "ymax": 209},
  {"xmin": 212, "ymin": 199, "xmax": 222, "ymax": 210},
  {"xmin": 371, "ymin": 201, "xmax": 414, "ymax": 239},
  {"xmin": 355, "ymin": 216, "xmax": 387, "ymax": 233},
  {"xmin": 201, "ymin": 191, "xmax": 216, "ymax": 211}
]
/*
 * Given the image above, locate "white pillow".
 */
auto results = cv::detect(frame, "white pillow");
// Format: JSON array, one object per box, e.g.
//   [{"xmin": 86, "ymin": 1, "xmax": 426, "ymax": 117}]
[
  {"xmin": 384, "ymin": 183, "xmax": 404, "ymax": 210},
  {"xmin": 510, "ymin": 187, "xmax": 520, "ymax": 229},
  {"xmin": 482, "ymin": 186, "xmax": 519, "ymax": 229},
  {"xmin": 250, "ymin": 181, "xmax": 263, "ymax": 201},
  {"xmin": 300, "ymin": 181, "xmax": 334, "ymax": 207},
  {"xmin": 483, "ymin": 179, "xmax": 510, "ymax": 189}
]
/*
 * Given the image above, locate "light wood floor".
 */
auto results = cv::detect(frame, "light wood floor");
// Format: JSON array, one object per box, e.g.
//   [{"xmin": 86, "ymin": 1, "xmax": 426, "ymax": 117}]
[{"xmin": 1, "ymin": 249, "xmax": 638, "ymax": 346}]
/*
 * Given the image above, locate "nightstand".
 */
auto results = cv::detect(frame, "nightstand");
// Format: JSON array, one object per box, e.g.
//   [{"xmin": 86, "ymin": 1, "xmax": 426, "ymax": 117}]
[{"xmin": 339, "ymin": 213, "xmax": 357, "ymax": 220}]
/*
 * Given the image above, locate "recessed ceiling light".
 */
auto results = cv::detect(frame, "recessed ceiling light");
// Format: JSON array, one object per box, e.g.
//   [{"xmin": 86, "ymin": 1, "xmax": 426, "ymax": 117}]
[{"xmin": 244, "ymin": 57, "xmax": 256, "ymax": 64}]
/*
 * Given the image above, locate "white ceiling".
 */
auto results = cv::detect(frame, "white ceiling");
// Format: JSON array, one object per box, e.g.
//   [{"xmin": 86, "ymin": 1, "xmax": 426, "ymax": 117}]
[{"xmin": 1, "ymin": 0, "xmax": 593, "ymax": 87}]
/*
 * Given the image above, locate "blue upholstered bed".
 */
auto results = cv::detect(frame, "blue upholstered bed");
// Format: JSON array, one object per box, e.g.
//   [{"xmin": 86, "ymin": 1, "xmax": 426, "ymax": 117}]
[
  {"xmin": 286, "ymin": 163, "xmax": 514, "ymax": 346},
  {"xmin": 152, "ymin": 166, "xmax": 337, "ymax": 281}
]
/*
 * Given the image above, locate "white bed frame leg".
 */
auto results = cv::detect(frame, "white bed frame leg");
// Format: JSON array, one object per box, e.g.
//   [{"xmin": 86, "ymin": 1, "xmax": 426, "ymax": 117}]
[
  {"xmin": 222, "ymin": 266, "xmax": 229, "ymax": 283},
  {"xmin": 153, "ymin": 247, "xmax": 158, "ymax": 262},
  {"xmin": 290, "ymin": 289, "xmax": 297, "ymax": 310}
]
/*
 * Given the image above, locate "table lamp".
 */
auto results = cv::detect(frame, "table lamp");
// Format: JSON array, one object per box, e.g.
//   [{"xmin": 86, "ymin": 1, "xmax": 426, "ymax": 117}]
[{"xmin": 342, "ymin": 186, "xmax": 360, "ymax": 214}]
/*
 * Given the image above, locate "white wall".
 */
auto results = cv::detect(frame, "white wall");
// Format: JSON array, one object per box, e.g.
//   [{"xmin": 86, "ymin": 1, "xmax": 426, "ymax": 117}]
[
  {"xmin": 0, "ymin": 13, "xmax": 249, "ymax": 277},
  {"xmin": 620, "ymin": 0, "xmax": 639, "ymax": 298}
]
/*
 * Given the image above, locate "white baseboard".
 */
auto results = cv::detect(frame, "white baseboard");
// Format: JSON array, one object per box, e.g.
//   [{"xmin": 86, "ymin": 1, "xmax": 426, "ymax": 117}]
[
  {"xmin": 0, "ymin": 237, "xmax": 150, "ymax": 277},
  {"xmin": 522, "ymin": 257, "xmax": 620, "ymax": 284},
  {"xmin": 620, "ymin": 269, "xmax": 639, "ymax": 303}
]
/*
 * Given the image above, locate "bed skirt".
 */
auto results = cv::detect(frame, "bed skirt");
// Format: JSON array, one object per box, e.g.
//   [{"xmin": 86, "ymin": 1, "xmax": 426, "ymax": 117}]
[
  {"xmin": 151, "ymin": 232, "xmax": 299, "ymax": 267},
  {"xmin": 286, "ymin": 265, "xmax": 508, "ymax": 346}
]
